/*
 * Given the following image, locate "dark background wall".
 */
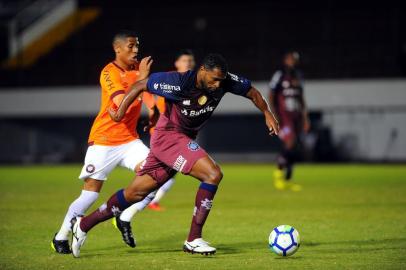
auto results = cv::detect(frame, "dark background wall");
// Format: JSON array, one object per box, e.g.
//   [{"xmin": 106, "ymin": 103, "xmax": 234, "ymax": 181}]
[{"xmin": 1, "ymin": 0, "xmax": 405, "ymax": 87}]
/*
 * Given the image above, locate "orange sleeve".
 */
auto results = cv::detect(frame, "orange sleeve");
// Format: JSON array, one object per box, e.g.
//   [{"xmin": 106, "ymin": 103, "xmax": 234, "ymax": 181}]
[
  {"xmin": 156, "ymin": 96, "xmax": 166, "ymax": 113},
  {"xmin": 142, "ymin": 92, "xmax": 156, "ymax": 109},
  {"xmin": 100, "ymin": 68, "xmax": 125, "ymax": 99}
]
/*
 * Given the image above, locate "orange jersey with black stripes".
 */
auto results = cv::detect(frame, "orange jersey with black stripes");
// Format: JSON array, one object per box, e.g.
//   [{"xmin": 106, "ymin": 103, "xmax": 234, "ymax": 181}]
[{"xmin": 88, "ymin": 62, "xmax": 142, "ymax": 146}]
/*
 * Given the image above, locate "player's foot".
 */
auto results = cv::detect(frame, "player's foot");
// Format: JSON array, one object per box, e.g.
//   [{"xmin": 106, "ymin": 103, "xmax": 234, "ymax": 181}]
[
  {"xmin": 273, "ymin": 169, "xmax": 287, "ymax": 190},
  {"xmin": 71, "ymin": 217, "xmax": 87, "ymax": 258},
  {"xmin": 112, "ymin": 216, "xmax": 136, "ymax": 248},
  {"xmin": 148, "ymin": 202, "xmax": 164, "ymax": 211},
  {"xmin": 51, "ymin": 233, "xmax": 71, "ymax": 254},
  {"xmin": 183, "ymin": 238, "xmax": 216, "ymax": 255},
  {"xmin": 286, "ymin": 182, "xmax": 302, "ymax": 192}
]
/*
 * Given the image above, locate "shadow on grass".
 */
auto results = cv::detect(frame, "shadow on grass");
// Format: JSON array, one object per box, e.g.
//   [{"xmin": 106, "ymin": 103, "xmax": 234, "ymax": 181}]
[{"xmin": 79, "ymin": 240, "xmax": 267, "ymax": 258}]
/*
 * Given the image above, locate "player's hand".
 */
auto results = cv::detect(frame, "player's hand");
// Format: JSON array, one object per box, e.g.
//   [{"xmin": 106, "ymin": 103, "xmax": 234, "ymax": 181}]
[
  {"xmin": 265, "ymin": 111, "xmax": 279, "ymax": 136},
  {"xmin": 108, "ymin": 107, "xmax": 123, "ymax": 122},
  {"xmin": 138, "ymin": 56, "xmax": 153, "ymax": 80},
  {"xmin": 303, "ymin": 116, "xmax": 311, "ymax": 134}
]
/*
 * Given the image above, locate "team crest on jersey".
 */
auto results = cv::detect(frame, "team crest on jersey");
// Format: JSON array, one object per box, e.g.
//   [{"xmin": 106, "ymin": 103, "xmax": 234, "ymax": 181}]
[
  {"xmin": 86, "ymin": 164, "xmax": 95, "ymax": 173},
  {"xmin": 188, "ymin": 141, "xmax": 200, "ymax": 151},
  {"xmin": 198, "ymin": 95, "xmax": 208, "ymax": 105}
]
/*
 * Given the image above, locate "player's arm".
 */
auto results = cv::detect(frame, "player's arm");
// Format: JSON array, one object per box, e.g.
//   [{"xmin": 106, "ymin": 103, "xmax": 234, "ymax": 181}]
[
  {"xmin": 111, "ymin": 57, "xmax": 153, "ymax": 107},
  {"xmin": 246, "ymin": 87, "xmax": 279, "ymax": 136},
  {"xmin": 109, "ymin": 71, "xmax": 182, "ymax": 122},
  {"xmin": 141, "ymin": 93, "xmax": 160, "ymax": 132},
  {"xmin": 300, "ymin": 90, "xmax": 311, "ymax": 133},
  {"xmin": 267, "ymin": 70, "xmax": 281, "ymax": 113},
  {"xmin": 108, "ymin": 79, "xmax": 148, "ymax": 122},
  {"xmin": 298, "ymin": 72, "xmax": 310, "ymax": 133}
]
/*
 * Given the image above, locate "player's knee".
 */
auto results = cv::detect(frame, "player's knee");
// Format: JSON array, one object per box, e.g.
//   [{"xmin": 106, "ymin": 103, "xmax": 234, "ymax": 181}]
[
  {"xmin": 125, "ymin": 189, "xmax": 149, "ymax": 203},
  {"xmin": 204, "ymin": 166, "xmax": 223, "ymax": 185}
]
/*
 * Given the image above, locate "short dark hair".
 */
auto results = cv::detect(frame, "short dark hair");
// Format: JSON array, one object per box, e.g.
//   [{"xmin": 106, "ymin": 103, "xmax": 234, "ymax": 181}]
[
  {"xmin": 175, "ymin": 49, "xmax": 194, "ymax": 61},
  {"xmin": 201, "ymin": 53, "xmax": 228, "ymax": 74},
  {"xmin": 113, "ymin": 30, "xmax": 138, "ymax": 44}
]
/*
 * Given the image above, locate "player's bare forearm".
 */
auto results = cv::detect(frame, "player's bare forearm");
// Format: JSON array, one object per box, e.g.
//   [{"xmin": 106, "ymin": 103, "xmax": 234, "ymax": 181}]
[
  {"xmin": 246, "ymin": 87, "xmax": 279, "ymax": 135},
  {"xmin": 108, "ymin": 79, "xmax": 148, "ymax": 122},
  {"xmin": 300, "ymin": 94, "xmax": 311, "ymax": 132}
]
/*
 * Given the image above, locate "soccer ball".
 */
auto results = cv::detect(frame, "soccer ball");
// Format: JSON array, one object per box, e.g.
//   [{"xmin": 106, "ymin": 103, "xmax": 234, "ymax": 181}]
[{"xmin": 269, "ymin": 225, "xmax": 300, "ymax": 256}]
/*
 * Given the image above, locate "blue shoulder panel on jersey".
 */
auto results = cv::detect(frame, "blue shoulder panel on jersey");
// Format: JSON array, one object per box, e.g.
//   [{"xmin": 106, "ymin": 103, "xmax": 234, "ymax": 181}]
[
  {"xmin": 146, "ymin": 72, "xmax": 185, "ymax": 101},
  {"xmin": 225, "ymin": 72, "xmax": 252, "ymax": 97}
]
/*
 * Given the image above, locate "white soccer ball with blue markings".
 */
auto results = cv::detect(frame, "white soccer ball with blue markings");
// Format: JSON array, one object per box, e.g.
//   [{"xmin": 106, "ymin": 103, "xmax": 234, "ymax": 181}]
[{"xmin": 269, "ymin": 225, "xmax": 300, "ymax": 256}]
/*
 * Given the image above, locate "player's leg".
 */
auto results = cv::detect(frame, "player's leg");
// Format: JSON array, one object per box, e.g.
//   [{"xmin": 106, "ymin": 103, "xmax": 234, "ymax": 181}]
[
  {"xmin": 113, "ymin": 139, "xmax": 174, "ymax": 246},
  {"xmin": 52, "ymin": 144, "xmax": 120, "ymax": 254},
  {"xmin": 52, "ymin": 178, "xmax": 102, "ymax": 253},
  {"xmin": 183, "ymin": 155, "xmax": 222, "ymax": 255},
  {"xmin": 70, "ymin": 173, "xmax": 159, "ymax": 257},
  {"xmin": 276, "ymin": 131, "xmax": 301, "ymax": 191},
  {"xmin": 274, "ymin": 125, "xmax": 295, "ymax": 190},
  {"xmin": 148, "ymin": 177, "xmax": 176, "ymax": 211}
]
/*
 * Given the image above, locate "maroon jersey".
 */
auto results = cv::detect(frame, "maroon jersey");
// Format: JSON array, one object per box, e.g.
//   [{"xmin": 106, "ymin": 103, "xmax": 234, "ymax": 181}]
[
  {"xmin": 147, "ymin": 70, "xmax": 251, "ymax": 138},
  {"xmin": 269, "ymin": 68, "xmax": 304, "ymax": 123}
]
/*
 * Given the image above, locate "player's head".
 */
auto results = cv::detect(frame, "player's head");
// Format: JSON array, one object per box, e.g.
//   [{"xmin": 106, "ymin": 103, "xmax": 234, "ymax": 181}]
[
  {"xmin": 283, "ymin": 51, "xmax": 300, "ymax": 69},
  {"xmin": 174, "ymin": 49, "xmax": 195, "ymax": 72},
  {"xmin": 113, "ymin": 30, "xmax": 139, "ymax": 67},
  {"xmin": 197, "ymin": 53, "xmax": 228, "ymax": 91}
]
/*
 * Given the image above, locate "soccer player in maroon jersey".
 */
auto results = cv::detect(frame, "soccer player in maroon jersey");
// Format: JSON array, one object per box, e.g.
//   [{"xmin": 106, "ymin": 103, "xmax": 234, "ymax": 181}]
[
  {"xmin": 70, "ymin": 53, "xmax": 279, "ymax": 257},
  {"xmin": 268, "ymin": 51, "xmax": 310, "ymax": 191}
]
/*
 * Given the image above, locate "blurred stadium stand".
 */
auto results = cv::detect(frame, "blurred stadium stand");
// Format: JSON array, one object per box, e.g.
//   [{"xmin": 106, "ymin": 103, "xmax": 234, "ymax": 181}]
[{"xmin": 0, "ymin": 0, "xmax": 405, "ymax": 163}]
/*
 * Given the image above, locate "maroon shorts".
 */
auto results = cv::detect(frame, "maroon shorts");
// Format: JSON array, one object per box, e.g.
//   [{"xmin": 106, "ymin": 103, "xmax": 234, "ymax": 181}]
[
  {"xmin": 137, "ymin": 129, "xmax": 208, "ymax": 185},
  {"xmin": 278, "ymin": 118, "xmax": 303, "ymax": 142}
]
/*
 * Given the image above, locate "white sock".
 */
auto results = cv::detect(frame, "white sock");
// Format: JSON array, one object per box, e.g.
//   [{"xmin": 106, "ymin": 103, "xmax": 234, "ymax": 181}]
[
  {"xmin": 151, "ymin": 178, "xmax": 175, "ymax": 204},
  {"xmin": 119, "ymin": 190, "xmax": 157, "ymax": 222},
  {"xmin": 55, "ymin": 190, "xmax": 99, "ymax": 240}
]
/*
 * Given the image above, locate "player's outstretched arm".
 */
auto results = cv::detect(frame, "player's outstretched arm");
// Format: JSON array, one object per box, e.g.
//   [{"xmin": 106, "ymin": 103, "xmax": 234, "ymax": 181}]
[
  {"xmin": 246, "ymin": 87, "xmax": 280, "ymax": 136},
  {"xmin": 108, "ymin": 79, "xmax": 148, "ymax": 122}
]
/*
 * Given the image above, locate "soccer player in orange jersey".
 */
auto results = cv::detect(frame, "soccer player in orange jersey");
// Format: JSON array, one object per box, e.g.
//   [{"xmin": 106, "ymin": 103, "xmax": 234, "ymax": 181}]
[
  {"xmin": 51, "ymin": 30, "xmax": 163, "ymax": 254},
  {"xmin": 107, "ymin": 50, "xmax": 196, "ymax": 248}
]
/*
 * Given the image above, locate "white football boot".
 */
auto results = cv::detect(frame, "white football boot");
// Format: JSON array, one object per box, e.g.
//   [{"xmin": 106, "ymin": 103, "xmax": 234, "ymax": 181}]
[
  {"xmin": 71, "ymin": 217, "xmax": 87, "ymax": 258},
  {"xmin": 183, "ymin": 238, "xmax": 216, "ymax": 255}
]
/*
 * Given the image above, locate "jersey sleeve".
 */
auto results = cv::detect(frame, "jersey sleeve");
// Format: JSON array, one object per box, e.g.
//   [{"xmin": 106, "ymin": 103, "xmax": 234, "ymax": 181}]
[
  {"xmin": 100, "ymin": 68, "xmax": 126, "ymax": 99},
  {"xmin": 224, "ymin": 72, "xmax": 252, "ymax": 97},
  {"xmin": 269, "ymin": 70, "xmax": 282, "ymax": 92},
  {"xmin": 146, "ymin": 72, "xmax": 184, "ymax": 101}
]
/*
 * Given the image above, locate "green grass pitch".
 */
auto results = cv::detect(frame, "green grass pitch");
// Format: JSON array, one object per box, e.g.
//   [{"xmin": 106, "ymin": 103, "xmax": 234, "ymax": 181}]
[{"xmin": 0, "ymin": 164, "xmax": 405, "ymax": 269}]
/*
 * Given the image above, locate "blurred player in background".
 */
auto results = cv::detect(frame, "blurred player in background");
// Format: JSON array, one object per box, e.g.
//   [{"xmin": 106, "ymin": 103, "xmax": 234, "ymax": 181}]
[
  {"xmin": 69, "ymin": 53, "xmax": 280, "ymax": 257},
  {"xmin": 51, "ymin": 30, "xmax": 165, "ymax": 253},
  {"xmin": 268, "ymin": 51, "xmax": 310, "ymax": 191}
]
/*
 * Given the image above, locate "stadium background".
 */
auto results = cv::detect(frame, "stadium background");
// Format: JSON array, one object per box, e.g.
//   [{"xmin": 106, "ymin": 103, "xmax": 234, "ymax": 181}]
[
  {"xmin": 1, "ymin": 0, "xmax": 405, "ymax": 164},
  {"xmin": 1, "ymin": 1, "xmax": 406, "ymax": 270}
]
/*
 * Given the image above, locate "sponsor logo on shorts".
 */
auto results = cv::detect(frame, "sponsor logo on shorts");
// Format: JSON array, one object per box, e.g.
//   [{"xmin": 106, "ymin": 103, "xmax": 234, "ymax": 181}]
[
  {"xmin": 188, "ymin": 141, "xmax": 200, "ymax": 151},
  {"xmin": 86, "ymin": 164, "xmax": 95, "ymax": 173},
  {"xmin": 173, "ymin": 155, "xmax": 187, "ymax": 171}
]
